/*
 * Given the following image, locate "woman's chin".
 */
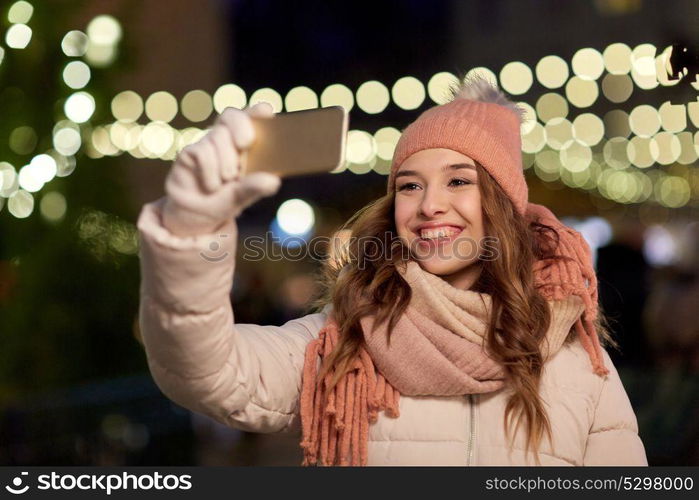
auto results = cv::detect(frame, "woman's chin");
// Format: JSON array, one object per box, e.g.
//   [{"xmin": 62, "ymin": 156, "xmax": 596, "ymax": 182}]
[{"xmin": 415, "ymin": 258, "xmax": 471, "ymax": 277}]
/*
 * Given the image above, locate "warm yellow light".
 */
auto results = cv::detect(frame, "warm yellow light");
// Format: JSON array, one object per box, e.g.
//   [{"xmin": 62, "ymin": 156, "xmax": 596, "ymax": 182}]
[
  {"xmin": 544, "ymin": 117, "xmax": 574, "ymax": 150},
  {"xmin": 141, "ymin": 122, "xmax": 175, "ymax": 157},
  {"xmin": 249, "ymin": 88, "xmax": 283, "ymax": 112},
  {"xmin": 572, "ymin": 113, "xmax": 604, "ymax": 146},
  {"xmin": 345, "ymin": 130, "xmax": 376, "ymax": 164},
  {"xmin": 535, "ymin": 55, "xmax": 569, "ymax": 89},
  {"xmin": 565, "ymin": 77, "xmax": 598, "ymax": 108},
  {"xmin": 85, "ymin": 43, "xmax": 117, "ymax": 67},
  {"xmin": 374, "ymin": 127, "xmax": 401, "ymax": 161},
  {"xmin": 64, "ymin": 91, "xmax": 96, "ymax": 123},
  {"xmin": 87, "ymin": 15, "xmax": 122, "ymax": 45},
  {"xmin": 53, "ymin": 127, "xmax": 82, "ymax": 156},
  {"xmin": 213, "ymin": 84, "xmax": 247, "ymax": 113},
  {"xmin": 517, "ymin": 101, "xmax": 537, "ymax": 134},
  {"xmin": 603, "ymin": 137, "xmax": 630, "ymax": 169},
  {"xmin": 601, "ymin": 74, "xmax": 632, "ymax": 103},
  {"xmin": 560, "ymin": 140, "xmax": 592, "ymax": 173},
  {"xmin": 652, "ymin": 131, "xmax": 681, "ymax": 165},
  {"xmin": 465, "ymin": 67, "xmax": 498, "ymax": 86},
  {"xmin": 18, "ymin": 164, "xmax": 43, "ymax": 192},
  {"xmin": 630, "ymin": 43, "xmax": 658, "ymax": 90},
  {"xmin": 677, "ymin": 131, "xmax": 698, "ymax": 165},
  {"xmin": 603, "ymin": 43, "xmax": 632, "ymax": 75},
  {"xmin": 320, "ymin": 83, "xmax": 354, "ymax": 111},
  {"xmin": 31, "ymin": 154, "xmax": 57, "ymax": 183},
  {"xmin": 181, "ymin": 89, "xmax": 214, "ymax": 122},
  {"xmin": 0, "ymin": 163, "xmax": 19, "ymax": 197},
  {"xmin": 627, "ymin": 136, "xmax": 658, "ymax": 168},
  {"xmin": 111, "ymin": 91, "xmax": 144, "ymax": 122},
  {"xmin": 63, "ymin": 61, "xmax": 91, "ymax": 89},
  {"xmin": 536, "ymin": 93, "xmax": 568, "ymax": 123},
  {"xmin": 6, "ymin": 24, "xmax": 32, "ymax": 49},
  {"xmin": 603, "ymin": 109, "xmax": 631, "ymax": 138},
  {"xmin": 91, "ymin": 126, "xmax": 118, "ymax": 156},
  {"xmin": 656, "ymin": 176, "xmax": 690, "ymax": 208},
  {"xmin": 8, "ymin": 189, "xmax": 33, "ymax": 218},
  {"xmin": 40, "ymin": 191, "xmax": 67, "ymax": 222},
  {"xmin": 391, "ymin": 76, "xmax": 425, "ymax": 110},
  {"xmin": 499, "ymin": 62, "xmax": 533, "ymax": 95},
  {"xmin": 9, "ymin": 126, "xmax": 37, "ymax": 155},
  {"xmin": 8, "ymin": 1, "xmax": 33, "ymax": 24},
  {"xmin": 629, "ymin": 104, "xmax": 661, "ymax": 137},
  {"xmin": 145, "ymin": 91, "xmax": 178, "ymax": 122},
  {"xmin": 522, "ymin": 122, "xmax": 546, "ymax": 154},
  {"xmin": 572, "ymin": 48, "xmax": 604, "ymax": 80},
  {"xmin": 61, "ymin": 30, "xmax": 88, "ymax": 57},
  {"xmin": 427, "ymin": 72, "xmax": 458, "ymax": 104},
  {"xmin": 356, "ymin": 81, "xmax": 390, "ymax": 114},
  {"xmin": 658, "ymin": 101, "xmax": 686, "ymax": 133},
  {"xmin": 285, "ymin": 86, "xmax": 319, "ymax": 112}
]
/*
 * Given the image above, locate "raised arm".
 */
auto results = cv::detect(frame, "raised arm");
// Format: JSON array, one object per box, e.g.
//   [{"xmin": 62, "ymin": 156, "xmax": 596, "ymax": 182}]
[{"xmin": 137, "ymin": 103, "xmax": 326, "ymax": 433}]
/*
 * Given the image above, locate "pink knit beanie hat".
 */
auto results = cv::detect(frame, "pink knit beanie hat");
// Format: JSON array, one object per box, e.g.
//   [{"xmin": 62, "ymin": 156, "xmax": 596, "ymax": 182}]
[
  {"xmin": 387, "ymin": 74, "xmax": 610, "ymax": 376},
  {"xmin": 387, "ymin": 76, "xmax": 528, "ymax": 215}
]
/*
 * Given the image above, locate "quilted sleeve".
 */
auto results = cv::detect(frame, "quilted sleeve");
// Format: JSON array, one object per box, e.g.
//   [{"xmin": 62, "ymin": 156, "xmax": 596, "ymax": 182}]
[
  {"xmin": 582, "ymin": 349, "xmax": 648, "ymax": 466},
  {"xmin": 137, "ymin": 197, "xmax": 328, "ymax": 434}
]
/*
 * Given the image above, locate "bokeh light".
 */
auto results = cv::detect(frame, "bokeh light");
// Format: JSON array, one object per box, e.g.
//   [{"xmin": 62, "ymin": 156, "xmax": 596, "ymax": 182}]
[
  {"xmin": 87, "ymin": 15, "xmax": 122, "ymax": 45},
  {"xmin": 284, "ymin": 86, "xmax": 319, "ymax": 112},
  {"xmin": 427, "ymin": 72, "xmax": 458, "ymax": 104},
  {"xmin": 565, "ymin": 76, "xmax": 598, "ymax": 107},
  {"xmin": 276, "ymin": 198, "xmax": 315, "ymax": 235},
  {"xmin": 249, "ymin": 88, "xmax": 283, "ymax": 112},
  {"xmin": 392, "ymin": 76, "xmax": 425, "ymax": 110},
  {"xmin": 499, "ymin": 61, "xmax": 533, "ymax": 95},
  {"xmin": 8, "ymin": 189, "xmax": 34, "ymax": 218},
  {"xmin": 320, "ymin": 83, "xmax": 354, "ymax": 111},
  {"xmin": 356, "ymin": 80, "xmax": 390, "ymax": 114},
  {"xmin": 213, "ymin": 84, "xmax": 247, "ymax": 113},
  {"xmin": 571, "ymin": 48, "xmax": 605, "ymax": 80},
  {"xmin": 61, "ymin": 30, "xmax": 88, "ymax": 57},
  {"xmin": 64, "ymin": 91, "xmax": 96, "ymax": 123},
  {"xmin": 40, "ymin": 191, "xmax": 67, "ymax": 222},
  {"xmin": 8, "ymin": 1, "xmax": 33, "ymax": 24},
  {"xmin": 111, "ymin": 90, "xmax": 144, "ymax": 122},
  {"xmin": 145, "ymin": 91, "xmax": 178, "ymax": 122},
  {"xmin": 63, "ymin": 61, "xmax": 91, "ymax": 89},
  {"xmin": 536, "ymin": 55, "xmax": 569, "ymax": 89},
  {"xmin": 181, "ymin": 89, "xmax": 213, "ymax": 122},
  {"xmin": 6, "ymin": 24, "xmax": 32, "ymax": 49}
]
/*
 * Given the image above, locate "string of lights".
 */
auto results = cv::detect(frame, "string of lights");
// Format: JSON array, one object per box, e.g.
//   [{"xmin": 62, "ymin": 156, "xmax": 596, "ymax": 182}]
[{"xmin": 0, "ymin": 0, "xmax": 697, "ymax": 221}]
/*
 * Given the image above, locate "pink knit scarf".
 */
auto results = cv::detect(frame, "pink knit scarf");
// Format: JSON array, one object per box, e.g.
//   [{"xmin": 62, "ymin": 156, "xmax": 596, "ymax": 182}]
[{"xmin": 300, "ymin": 201, "xmax": 610, "ymax": 466}]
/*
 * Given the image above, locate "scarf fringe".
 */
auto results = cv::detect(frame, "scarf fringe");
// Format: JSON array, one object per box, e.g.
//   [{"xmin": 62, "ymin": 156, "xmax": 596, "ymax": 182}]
[{"xmin": 300, "ymin": 321, "xmax": 400, "ymax": 466}]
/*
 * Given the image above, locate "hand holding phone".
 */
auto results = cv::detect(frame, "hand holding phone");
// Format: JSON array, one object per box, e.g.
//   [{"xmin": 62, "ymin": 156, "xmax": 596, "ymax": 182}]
[
  {"xmin": 243, "ymin": 106, "xmax": 348, "ymax": 177},
  {"xmin": 161, "ymin": 103, "xmax": 282, "ymax": 237}
]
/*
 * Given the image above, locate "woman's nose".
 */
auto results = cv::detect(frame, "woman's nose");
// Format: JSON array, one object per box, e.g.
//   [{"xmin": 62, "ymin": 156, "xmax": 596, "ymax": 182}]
[{"xmin": 419, "ymin": 186, "xmax": 448, "ymax": 217}]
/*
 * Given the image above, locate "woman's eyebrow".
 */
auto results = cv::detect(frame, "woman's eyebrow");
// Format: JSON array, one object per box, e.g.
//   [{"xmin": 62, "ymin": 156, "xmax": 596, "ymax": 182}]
[{"xmin": 395, "ymin": 163, "xmax": 476, "ymax": 179}]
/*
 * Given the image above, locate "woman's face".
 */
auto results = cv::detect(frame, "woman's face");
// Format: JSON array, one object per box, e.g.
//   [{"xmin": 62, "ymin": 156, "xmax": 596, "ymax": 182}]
[{"xmin": 394, "ymin": 148, "xmax": 485, "ymax": 289}]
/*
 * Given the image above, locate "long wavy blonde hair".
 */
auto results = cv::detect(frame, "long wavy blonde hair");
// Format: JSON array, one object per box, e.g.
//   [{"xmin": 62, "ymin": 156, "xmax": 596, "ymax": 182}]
[{"xmin": 307, "ymin": 160, "xmax": 618, "ymax": 464}]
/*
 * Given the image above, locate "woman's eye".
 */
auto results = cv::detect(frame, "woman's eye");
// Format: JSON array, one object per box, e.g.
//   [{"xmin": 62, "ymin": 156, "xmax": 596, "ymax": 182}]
[
  {"xmin": 398, "ymin": 182, "xmax": 419, "ymax": 191},
  {"xmin": 449, "ymin": 178, "xmax": 473, "ymax": 187}
]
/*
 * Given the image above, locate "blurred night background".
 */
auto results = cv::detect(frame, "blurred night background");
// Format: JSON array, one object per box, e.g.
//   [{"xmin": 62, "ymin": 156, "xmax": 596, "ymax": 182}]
[{"xmin": 1, "ymin": 0, "xmax": 698, "ymax": 465}]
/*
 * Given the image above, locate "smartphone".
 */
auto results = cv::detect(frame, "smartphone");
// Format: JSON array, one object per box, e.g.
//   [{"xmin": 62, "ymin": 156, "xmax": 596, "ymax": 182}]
[{"xmin": 241, "ymin": 106, "xmax": 349, "ymax": 178}]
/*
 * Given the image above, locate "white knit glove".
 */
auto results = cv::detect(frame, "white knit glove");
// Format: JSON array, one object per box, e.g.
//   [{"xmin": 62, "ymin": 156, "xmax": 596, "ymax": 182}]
[{"xmin": 162, "ymin": 102, "xmax": 282, "ymax": 237}]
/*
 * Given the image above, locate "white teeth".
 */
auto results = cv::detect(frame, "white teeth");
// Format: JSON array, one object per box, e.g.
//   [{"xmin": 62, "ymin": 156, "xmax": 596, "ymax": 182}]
[{"xmin": 419, "ymin": 227, "xmax": 460, "ymax": 239}]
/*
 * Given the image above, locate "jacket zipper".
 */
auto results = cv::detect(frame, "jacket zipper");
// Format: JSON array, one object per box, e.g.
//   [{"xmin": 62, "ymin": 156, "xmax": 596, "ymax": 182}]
[{"xmin": 466, "ymin": 394, "xmax": 476, "ymax": 465}]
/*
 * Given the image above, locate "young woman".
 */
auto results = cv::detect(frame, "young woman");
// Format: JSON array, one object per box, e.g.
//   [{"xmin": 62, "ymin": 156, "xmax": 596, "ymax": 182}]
[{"xmin": 136, "ymin": 75, "xmax": 648, "ymax": 466}]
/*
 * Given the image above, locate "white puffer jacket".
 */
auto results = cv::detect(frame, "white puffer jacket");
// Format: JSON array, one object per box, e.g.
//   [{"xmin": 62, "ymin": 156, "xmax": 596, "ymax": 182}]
[{"xmin": 137, "ymin": 198, "xmax": 648, "ymax": 466}]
